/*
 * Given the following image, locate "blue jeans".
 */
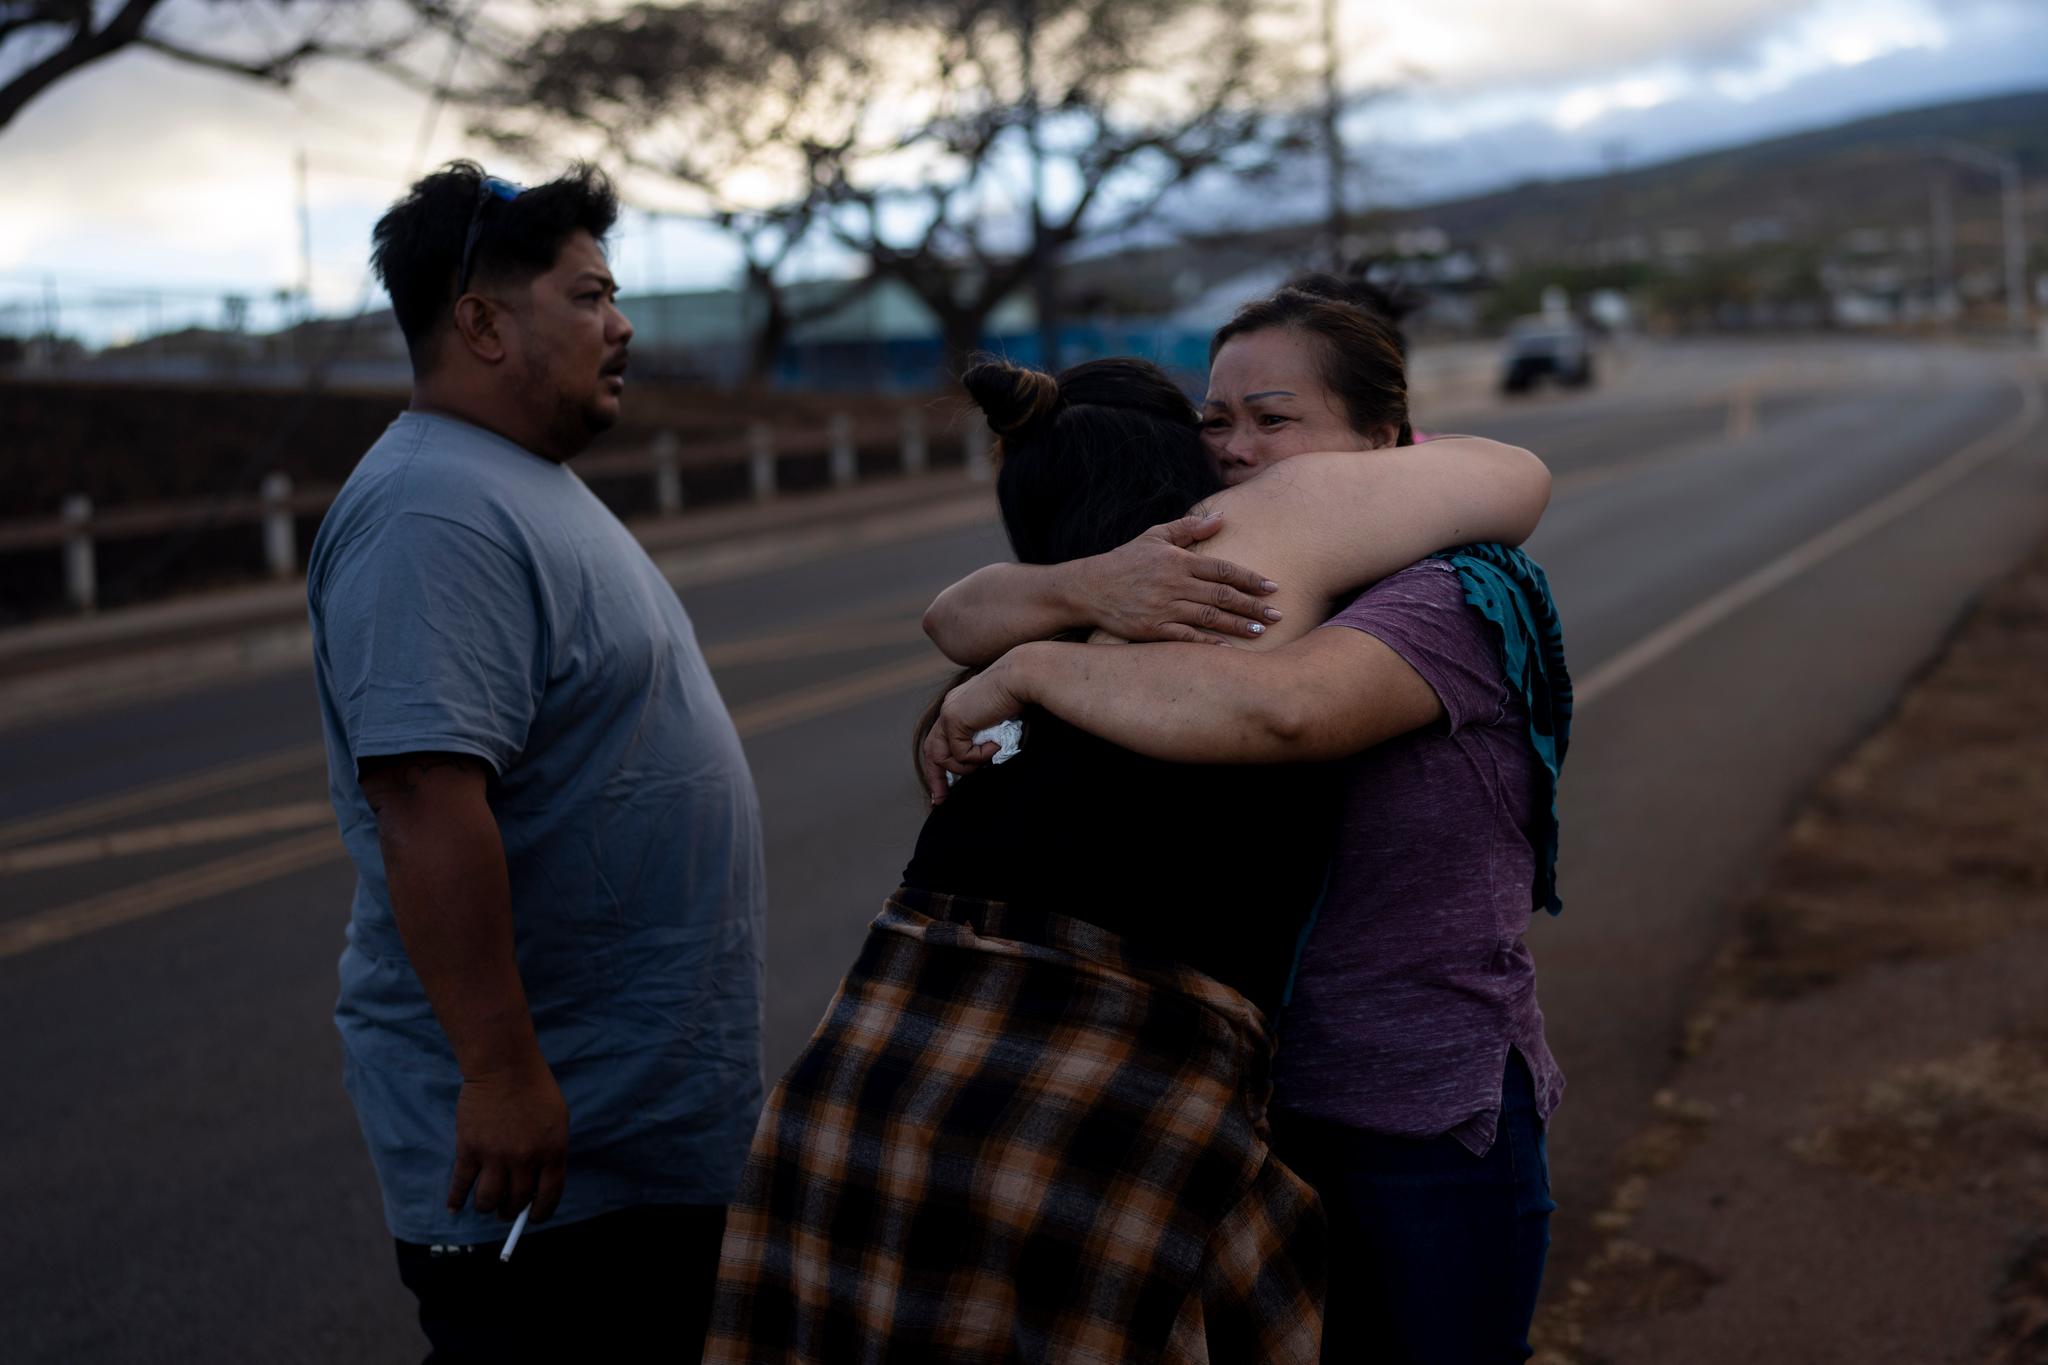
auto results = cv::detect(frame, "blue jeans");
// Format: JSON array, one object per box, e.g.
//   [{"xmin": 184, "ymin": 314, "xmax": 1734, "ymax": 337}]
[{"xmin": 1270, "ymin": 1053, "xmax": 1555, "ymax": 1364}]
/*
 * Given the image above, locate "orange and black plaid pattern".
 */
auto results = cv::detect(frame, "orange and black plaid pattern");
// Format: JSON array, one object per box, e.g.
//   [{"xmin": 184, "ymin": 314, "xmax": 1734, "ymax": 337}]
[{"xmin": 704, "ymin": 887, "xmax": 1325, "ymax": 1364}]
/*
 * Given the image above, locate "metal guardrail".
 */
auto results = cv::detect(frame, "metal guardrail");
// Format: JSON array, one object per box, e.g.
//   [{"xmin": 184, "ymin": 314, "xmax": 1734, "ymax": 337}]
[{"xmin": 2, "ymin": 407, "xmax": 994, "ymax": 612}]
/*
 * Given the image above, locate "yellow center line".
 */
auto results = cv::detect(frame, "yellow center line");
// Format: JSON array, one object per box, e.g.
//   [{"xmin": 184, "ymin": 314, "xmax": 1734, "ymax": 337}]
[
  {"xmin": 0, "ymin": 829, "xmax": 345, "ymax": 962},
  {"xmin": 2, "ymin": 647, "xmax": 960, "ymax": 960},
  {"xmin": 0, "ymin": 801, "xmax": 336, "ymax": 874},
  {"xmin": 0, "ymin": 607, "xmax": 943, "ymax": 852},
  {"xmin": 0, "ymin": 742, "xmax": 330, "ymax": 851},
  {"xmin": 1726, "ymin": 384, "xmax": 1759, "ymax": 440},
  {"xmin": 703, "ymin": 616, "xmax": 930, "ymax": 668},
  {"xmin": 729, "ymin": 652, "xmax": 959, "ymax": 738}
]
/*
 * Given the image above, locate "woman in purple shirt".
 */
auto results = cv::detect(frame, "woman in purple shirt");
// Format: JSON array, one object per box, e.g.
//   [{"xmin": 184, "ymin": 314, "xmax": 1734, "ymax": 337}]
[{"xmin": 923, "ymin": 275, "xmax": 1564, "ymax": 1362}]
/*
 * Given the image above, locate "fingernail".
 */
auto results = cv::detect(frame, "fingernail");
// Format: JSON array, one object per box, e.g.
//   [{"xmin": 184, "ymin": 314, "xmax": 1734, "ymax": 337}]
[
  {"xmin": 1247, "ymin": 622, "xmax": 1264, "ymax": 635},
  {"xmin": 1260, "ymin": 580, "xmax": 1278, "ymax": 592},
  {"xmin": 1263, "ymin": 607, "xmax": 1283, "ymax": 621}
]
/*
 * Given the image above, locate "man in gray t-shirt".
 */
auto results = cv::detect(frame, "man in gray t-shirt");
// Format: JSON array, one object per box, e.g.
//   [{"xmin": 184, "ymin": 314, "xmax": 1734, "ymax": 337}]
[{"xmin": 308, "ymin": 162, "xmax": 764, "ymax": 1360}]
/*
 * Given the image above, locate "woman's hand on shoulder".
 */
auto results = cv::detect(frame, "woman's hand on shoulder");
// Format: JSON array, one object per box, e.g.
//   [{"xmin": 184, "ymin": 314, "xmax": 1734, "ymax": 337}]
[{"xmin": 1075, "ymin": 513, "xmax": 1282, "ymax": 645}]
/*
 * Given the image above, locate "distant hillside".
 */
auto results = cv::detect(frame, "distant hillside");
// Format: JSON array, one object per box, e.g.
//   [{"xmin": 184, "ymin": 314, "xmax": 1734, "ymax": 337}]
[
  {"xmin": 1385, "ymin": 87, "xmax": 2048, "ymax": 264},
  {"xmin": 1063, "ymin": 87, "xmax": 2048, "ymax": 317}
]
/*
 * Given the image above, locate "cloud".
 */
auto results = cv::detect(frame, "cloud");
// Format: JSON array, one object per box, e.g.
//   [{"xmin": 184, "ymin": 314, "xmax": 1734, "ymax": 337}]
[
  {"xmin": 1356, "ymin": 0, "xmax": 1784, "ymax": 92},
  {"xmin": 4, "ymin": 0, "xmax": 2045, "ymax": 317}
]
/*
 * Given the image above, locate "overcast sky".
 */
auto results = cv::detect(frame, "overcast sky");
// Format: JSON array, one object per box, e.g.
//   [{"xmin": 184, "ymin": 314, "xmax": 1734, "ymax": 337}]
[{"xmin": 3, "ymin": 0, "xmax": 2045, "ymax": 340}]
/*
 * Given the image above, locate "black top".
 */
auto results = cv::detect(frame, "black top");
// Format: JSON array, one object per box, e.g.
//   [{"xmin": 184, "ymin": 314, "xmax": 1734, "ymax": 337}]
[{"xmin": 903, "ymin": 711, "xmax": 1338, "ymax": 1015}]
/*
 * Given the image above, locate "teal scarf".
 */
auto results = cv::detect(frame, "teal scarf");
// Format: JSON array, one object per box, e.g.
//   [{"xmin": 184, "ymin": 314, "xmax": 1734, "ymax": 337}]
[{"xmin": 1430, "ymin": 544, "xmax": 1573, "ymax": 916}]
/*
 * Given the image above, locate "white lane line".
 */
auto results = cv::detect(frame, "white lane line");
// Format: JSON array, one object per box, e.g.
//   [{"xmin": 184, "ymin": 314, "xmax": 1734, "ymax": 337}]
[
  {"xmin": 1577, "ymin": 368, "xmax": 2045, "ymax": 707},
  {"xmin": 0, "ymin": 742, "xmax": 330, "ymax": 851},
  {"xmin": 0, "ymin": 801, "xmax": 336, "ymax": 874}
]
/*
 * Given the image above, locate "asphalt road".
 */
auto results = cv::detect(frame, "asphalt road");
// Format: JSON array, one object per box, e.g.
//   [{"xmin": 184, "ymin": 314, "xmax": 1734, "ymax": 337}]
[{"xmin": 2, "ymin": 338, "xmax": 2044, "ymax": 1362}]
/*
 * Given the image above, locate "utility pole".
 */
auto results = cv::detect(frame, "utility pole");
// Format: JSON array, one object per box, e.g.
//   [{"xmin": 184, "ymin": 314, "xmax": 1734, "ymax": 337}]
[
  {"xmin": 1320, "ymin": 0, "xmax": 1347, "ymax": 268},
  {"xmin": 1930, "ymin": 172, "xmax": 1954, "ymax": 316},
  {"xmin": 2000, "ymin": 158, "xmax": 2028, "ymax": 335},
  {"xmin": 1928, "ymin": 139, "xmax": 2031, "ymax": 335},
  {"xmin": 295, "ymin": 149, "xmax": 314, "ymax": 323},
  {"xmin": 1598, "ymin": 139, "xmax": 1628, "ymax": 267},
  {"xmin": 646, "ymin": 209, "xmax": 667, "ymax": 294}
]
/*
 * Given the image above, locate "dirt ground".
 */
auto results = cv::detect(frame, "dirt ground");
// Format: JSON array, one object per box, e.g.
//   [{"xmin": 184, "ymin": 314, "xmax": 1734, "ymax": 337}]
[{"xmin": 1532, "ymin": 535, "xmax": 2048, "ymax": 1364}]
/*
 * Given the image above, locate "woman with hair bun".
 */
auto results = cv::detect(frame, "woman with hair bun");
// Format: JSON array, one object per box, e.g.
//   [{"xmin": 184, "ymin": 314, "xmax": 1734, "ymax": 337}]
[
  {"xmin": 705, "ymin": 355, "xmax": 1548, "ymax": 1363},
  {"xmin": 925, "ymin": 276, "xmax": 1571, "ymax": 1364}
]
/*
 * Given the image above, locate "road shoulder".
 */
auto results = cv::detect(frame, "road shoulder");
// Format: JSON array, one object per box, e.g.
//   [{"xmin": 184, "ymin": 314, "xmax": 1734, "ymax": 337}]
[{"xmin": 1535, "ymin": 532, "xmax": 2048, "ymax": 1364}]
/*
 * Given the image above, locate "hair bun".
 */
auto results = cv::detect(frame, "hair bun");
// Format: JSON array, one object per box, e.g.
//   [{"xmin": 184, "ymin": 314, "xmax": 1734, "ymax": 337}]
[{"xmin": 962, "ymin": 360, "xmax": 1062, "ymax": 438}]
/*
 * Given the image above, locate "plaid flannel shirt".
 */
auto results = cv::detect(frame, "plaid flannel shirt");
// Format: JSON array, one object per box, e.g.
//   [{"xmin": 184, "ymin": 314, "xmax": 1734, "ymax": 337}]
[{"xmin": 705, "ymin": 887, "xmax": 1325, "ymax": 1363}]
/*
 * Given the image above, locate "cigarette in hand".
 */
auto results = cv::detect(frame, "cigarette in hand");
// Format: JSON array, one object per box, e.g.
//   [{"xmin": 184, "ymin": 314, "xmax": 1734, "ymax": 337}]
[{"xmin": 499, "ymin": 1205, "xmax": 532, "ymax": 1263}]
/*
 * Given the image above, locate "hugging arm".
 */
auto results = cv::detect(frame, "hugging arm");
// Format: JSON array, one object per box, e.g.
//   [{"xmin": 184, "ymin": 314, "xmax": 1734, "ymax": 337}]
[
  {"xmin": 921, "ymin": 437, "xmax": 1546, "ymax": 664},
  {"xmin": 921, "ymin": 512, "xmax": 1281, "ymax": 665},
  {"xmin": 919, "ymin": 437, "xmax": 1546, "ymax": 796},
  {"xmin": 1183, "ymin": 437, "xmax": 1546, "ymax": 645},
  {"xmin": 921, "ymin": 628, "xmax": 1438, "ymax": 800}
]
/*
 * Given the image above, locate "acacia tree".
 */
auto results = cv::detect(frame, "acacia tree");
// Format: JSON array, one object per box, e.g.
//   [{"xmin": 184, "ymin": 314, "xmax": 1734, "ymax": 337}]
[
  {"xmin": 479, "ymin": 0, "xmax": 1306, "ymax": 382},
  {"xmin": 473, "ymin": 1, "xmax": 879, "ymax": 384},
  {"xmin": 836, "ymin": 0, "xmax": 1307, "ymax": 372},
  {"xmin": 0, "ymin": 0, "xmax": 470, "ymax": 133}
]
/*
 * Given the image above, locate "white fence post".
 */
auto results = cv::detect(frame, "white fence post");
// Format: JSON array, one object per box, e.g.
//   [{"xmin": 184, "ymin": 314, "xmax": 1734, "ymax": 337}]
[
  {"xmin": 828, "ymin": 413, "xmax": 857, "ymax": 489},
  {"xmin": 748, "ymin": 422, "xmax": 777, "ymax": 502},
  {"xmin": 963, "ymin": 417, "xmax": 992, "ymax": 482},
  {"xmin": 900, "ymin": 407, "xmax": 927, "ymax": 475},
  {"xmin": 61, "ymin": 494, "xmax": 95, "ymax": 612},
  {"xmin": 260, "ymin": 472, "xmax": 295, "ymax": 578},
  {"xmin": 651, "ymin": 430, "xmax": 683, "ymax": 516}
]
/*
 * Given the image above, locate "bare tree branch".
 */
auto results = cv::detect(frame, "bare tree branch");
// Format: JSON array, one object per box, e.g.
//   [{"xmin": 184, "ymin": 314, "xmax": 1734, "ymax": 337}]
[
  {"xmin": 0, "ymin": 0, "xmax": 463, "ymax": 133},
  {"xmin": 0, "ymin": 0, "xmax": 159, "ymax": 129},
  {"xmin": 460, "ymin": 0, "xmax": 1306, "ymax": 382}
]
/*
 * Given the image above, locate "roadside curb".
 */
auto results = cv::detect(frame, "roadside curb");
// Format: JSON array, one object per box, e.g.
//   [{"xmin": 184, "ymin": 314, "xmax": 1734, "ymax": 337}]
[{"xmin": 1533, "ymin": 529, "xmax": 2048, "ymax": 1364}]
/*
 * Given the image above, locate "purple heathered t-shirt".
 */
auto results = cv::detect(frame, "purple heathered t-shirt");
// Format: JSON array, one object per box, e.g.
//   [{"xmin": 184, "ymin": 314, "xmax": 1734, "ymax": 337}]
[{"xmin": 1272, "ymin": 560, "xmax": 1564, "ymax": 1155}]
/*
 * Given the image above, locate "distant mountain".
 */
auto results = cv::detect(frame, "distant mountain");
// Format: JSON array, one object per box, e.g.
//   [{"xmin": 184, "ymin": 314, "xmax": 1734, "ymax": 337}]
[
  {"xmin": 1063, "ymin": 87, "xmax": 2048, "ymax": 316},
  {"xmin": 1378, "ymin": 87, "xmax": 2048, "ymax": 266}
]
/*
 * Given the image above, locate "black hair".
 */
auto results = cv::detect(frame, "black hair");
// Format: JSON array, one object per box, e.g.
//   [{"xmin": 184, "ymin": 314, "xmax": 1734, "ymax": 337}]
[
  {"xmin": 370, "ymin": 160, "xmax": 619, "ymax": 369},
  {"xmin": 1211, "ymin": 272, "xmax": 1416, "ymax": 446},
  {"xmin": 962, "ymin": 355, "xmax": 1222, "ymax": 566},
  {"xmin": 1285, "ymin": 270, "xmax": 1426, "ymax": 359},
  {"xmin": 912, "ymin": 356, "xmax": 1223, "ymax": 780}
]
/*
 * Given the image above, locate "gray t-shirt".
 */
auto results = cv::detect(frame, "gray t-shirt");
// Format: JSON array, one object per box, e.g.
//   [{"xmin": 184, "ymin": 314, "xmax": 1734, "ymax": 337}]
[
  {"xmin": 1274, "ymin": 561, "xmax": 1563, "ymax": 1155},
  {"xmin": 308, "ymin": 411, "xmax": 766, "ymax": 1244}
]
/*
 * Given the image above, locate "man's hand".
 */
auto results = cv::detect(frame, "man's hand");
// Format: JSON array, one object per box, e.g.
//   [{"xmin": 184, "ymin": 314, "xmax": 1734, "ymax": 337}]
[
  {"xmin": 920, "ymin": 659, "xmax": 1030, "ymax": 803},
  {"xmin": 358, "ymin": 751, "xmax": 566, "ymax": 1227},
  {"xmin": 1074, "ymin": 513, "xmax": 1279, "ymax": 643},
  {"xmin": 447, "ymin": 1058, "xmax": 570, "ymax": 1223}
]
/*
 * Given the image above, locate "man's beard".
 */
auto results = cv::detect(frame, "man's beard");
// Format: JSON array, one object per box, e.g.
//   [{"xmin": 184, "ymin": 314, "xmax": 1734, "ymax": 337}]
[{"xmin": 518, "ymin": 340, "xmax": 616, "ymax": 460}]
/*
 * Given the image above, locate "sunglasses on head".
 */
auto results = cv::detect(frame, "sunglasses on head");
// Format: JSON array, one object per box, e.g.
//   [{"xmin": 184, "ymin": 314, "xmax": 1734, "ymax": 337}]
[{"xmin": 455, "ymin": 175, "xmax": 523, "ymax": 296}]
